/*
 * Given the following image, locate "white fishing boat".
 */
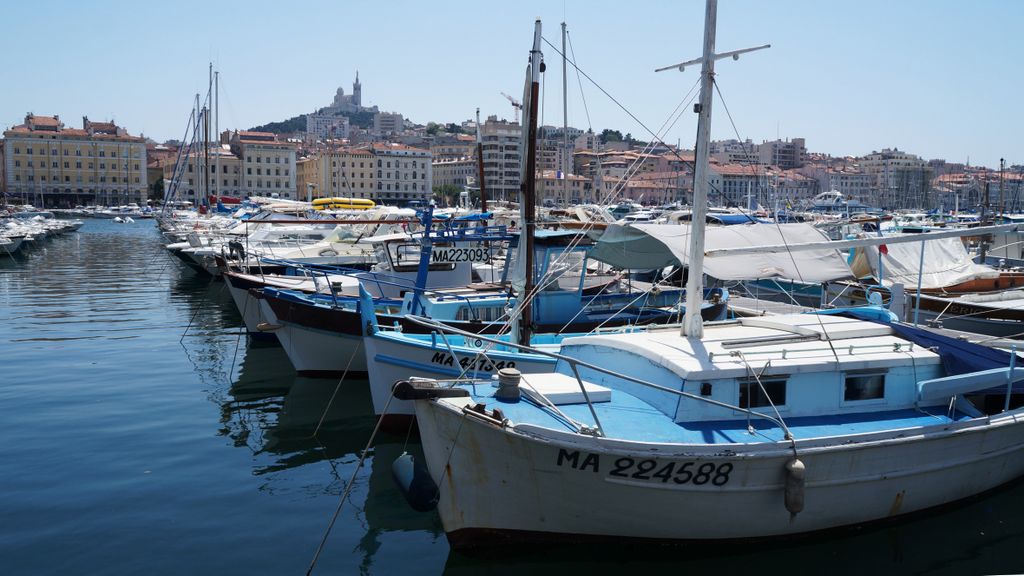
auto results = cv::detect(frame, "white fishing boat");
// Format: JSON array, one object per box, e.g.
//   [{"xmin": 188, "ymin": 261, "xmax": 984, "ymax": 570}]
[{"xmin": 396, "ymin": 7, "xmax": 1024, "ymax": 548}]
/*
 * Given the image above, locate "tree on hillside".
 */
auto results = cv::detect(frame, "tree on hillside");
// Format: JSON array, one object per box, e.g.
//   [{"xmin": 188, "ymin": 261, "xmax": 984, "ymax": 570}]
[
  {"xmin": 250, "ymin": 115, "xmax": 307, "ymax": 134},
  {"xmin": 600, "ymin": 129, "xmax": 623, "ymax": 143}
]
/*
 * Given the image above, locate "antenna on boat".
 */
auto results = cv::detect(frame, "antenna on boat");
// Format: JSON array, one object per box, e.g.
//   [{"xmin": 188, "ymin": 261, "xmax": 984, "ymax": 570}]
[{"xmin": 655, "ymin": 0, "xmax": 769, "ymax": 338}]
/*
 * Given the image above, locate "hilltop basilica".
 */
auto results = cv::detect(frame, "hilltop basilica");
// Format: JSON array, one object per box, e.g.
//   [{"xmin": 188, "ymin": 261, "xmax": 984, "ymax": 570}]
[
  {"xmin": 325, "ymin": 72, "xmax": 377, "ymax": 115},
  {"xmin": 306, "ymin": 72, "xmax": 379, "ymax": 141}
]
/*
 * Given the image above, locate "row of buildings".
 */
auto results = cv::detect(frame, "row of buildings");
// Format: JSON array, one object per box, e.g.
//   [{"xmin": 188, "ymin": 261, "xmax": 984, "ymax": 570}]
[{"xmin": 5, "ymin": 104, "xmax": 1020, "ymax": 211}]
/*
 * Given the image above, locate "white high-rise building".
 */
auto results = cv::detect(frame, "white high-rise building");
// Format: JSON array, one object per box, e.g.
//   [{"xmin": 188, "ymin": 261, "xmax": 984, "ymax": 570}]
[
  {"xmin": 479, "ymin": 115, "xmax": 521, "ymax": 202},
  {"xmin": 305, "ymin": 114, "xmax": 350, "ymax": 141}
]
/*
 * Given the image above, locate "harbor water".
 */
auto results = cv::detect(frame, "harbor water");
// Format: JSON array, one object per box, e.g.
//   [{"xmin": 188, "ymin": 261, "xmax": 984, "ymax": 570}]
[{"xmin": 2, "ymin": 219, "xmax": 1024, "ymax": 575}]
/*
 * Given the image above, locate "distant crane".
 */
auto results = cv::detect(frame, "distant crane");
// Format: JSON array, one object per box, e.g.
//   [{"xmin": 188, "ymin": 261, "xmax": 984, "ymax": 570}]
[{"xmin": 500, "ymin": 92, "xmax": 522, "ymax": 123}]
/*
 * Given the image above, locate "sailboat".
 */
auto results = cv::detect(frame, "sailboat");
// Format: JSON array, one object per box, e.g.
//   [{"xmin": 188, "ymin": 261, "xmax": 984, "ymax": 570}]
[
  {"xmin": 361, "ymin": 19, "xmax": 727, "ymax": 422},
  {"xmin": 395, "ymin": 6, "xmax": 1024, "ymax": 547}
]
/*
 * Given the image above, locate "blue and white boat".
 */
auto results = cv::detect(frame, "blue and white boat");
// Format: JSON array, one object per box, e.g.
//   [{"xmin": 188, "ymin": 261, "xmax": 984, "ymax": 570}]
[{"xmin": 397, "ymin": 8, "xmax": 1024, "ymax": 547}]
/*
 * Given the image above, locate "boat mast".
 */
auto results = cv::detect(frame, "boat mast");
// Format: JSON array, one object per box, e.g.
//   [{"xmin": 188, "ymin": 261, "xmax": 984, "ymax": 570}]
[
  {"xmin": 475, "ymin": 107, "xmax": 488, "ymax": 212},
  {"xmin": 205, "ymin": 63, "xmax": 212, "ymax": 208},
  {"xmin": 518, "ymin": 19, "xmax": 543, "ymax": 347},
  {"xmin": 655, "ymin": 0, "xmax": 769, "ymax": 338},
  {"xmin": 681, "ymin": 0, "xmax": 717, "ymax": 338},
  {"xmin": 215, "ymin": 69, "xmax": 220, "ymax": 203},
  {"xmin": 562, "ymin": 21, "xmax": 569, "ymax": 207}
]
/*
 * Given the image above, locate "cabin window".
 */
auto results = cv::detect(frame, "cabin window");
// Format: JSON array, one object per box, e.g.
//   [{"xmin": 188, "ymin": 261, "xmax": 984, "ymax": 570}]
[
  {"xmin": 844, "ymin": 372, "xmax": 885, "ymax": 401},
  {"xmin": 739, "ymin": 378, "xmax": 787, "ymax": 409}
]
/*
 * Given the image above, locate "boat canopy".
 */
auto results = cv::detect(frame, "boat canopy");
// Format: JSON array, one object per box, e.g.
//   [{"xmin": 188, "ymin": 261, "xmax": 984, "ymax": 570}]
[
  {"xmin": 590, "ymin": 223, "xmax": 854, "ymax": 282},
  {"xmin": 859, "ymin": 235, "xmax": 999, "ymax": 289}
]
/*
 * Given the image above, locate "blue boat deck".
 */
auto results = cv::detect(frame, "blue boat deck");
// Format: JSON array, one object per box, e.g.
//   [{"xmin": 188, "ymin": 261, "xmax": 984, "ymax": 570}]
[{"xmin": 459, "ymin": 384, "xmax": 971, "ymax": 444}]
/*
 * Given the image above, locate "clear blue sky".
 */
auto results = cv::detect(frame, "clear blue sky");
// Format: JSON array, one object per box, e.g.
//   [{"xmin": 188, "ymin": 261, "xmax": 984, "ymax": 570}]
[{"xmin": 2, "ymin": 0, "xmax": 1020, "ymax": 168}]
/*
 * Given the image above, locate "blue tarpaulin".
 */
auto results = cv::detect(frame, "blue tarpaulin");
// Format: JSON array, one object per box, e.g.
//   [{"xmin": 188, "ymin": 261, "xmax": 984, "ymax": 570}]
[{"xmin": 886, "ymin": 322, "xmax": 1022, "ymax": 378}]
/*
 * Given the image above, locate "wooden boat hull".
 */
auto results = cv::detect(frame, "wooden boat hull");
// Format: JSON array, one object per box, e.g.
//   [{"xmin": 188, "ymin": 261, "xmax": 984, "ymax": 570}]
[
  {"xmin": 827, "ymin": 282, "xmax": 1024, "ymax": 338},
  {"xmin": 414, "ymin": 397, "xmax": 1024, "ymax": 546}
]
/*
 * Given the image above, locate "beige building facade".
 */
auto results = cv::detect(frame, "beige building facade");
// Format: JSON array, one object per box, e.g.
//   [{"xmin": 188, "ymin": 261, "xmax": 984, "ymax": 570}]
[{"xmin": 2, "ymin": 114, "xmax": 147, "ymax": 207}]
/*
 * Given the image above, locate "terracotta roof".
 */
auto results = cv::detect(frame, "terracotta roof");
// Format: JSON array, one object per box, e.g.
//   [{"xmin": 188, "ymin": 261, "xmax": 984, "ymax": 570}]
[
  {"xmin": 626, "ymin": 180, "xmax": 673, "ymax": 189},
  {"xmin": 31, "ymin": 116, "xmax": 61, "ymax": 127},
  {"xmin": 238, "ymin": 130, "xmax": 276, "ymax": 138},
  {"xmin": 711, "ymin": 163, "xmax": 770, "ymax": 176},
  {"xmin": 372, "ymin": 143, "xmax": 429, "ymax": 153},
  {"xmin": 634, "ymin": 170, "xmax": 689, "ymax": 180}
]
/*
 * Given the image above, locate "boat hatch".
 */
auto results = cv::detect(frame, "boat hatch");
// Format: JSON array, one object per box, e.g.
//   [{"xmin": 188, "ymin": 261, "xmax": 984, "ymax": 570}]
[{"xmin": 520, "ymin": 373, "xmax": 612, "ymax": 405}]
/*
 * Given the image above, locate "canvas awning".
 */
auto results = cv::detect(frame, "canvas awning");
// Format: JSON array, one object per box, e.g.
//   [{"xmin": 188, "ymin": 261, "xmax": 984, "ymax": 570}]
[
  {"xmin": 590, "ymin": 223, "xmax": 854, "ymax": 282},
  {"xmin": 860, "ymin": 235, "xmax": 998, "ymax": 289}
]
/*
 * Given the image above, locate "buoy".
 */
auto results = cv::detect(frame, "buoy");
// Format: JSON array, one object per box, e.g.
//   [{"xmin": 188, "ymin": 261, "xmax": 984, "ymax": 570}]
[
  {"xmin": 784, "ymin": 457, "xmax": 806, "ymax": 516},
  {"xmin": 392, "ymin": 452, "xmax": 439, "ymax": 512},
  {"xmin": 495, "ymin": 367, "xmax": 522, "ymax": 402}
]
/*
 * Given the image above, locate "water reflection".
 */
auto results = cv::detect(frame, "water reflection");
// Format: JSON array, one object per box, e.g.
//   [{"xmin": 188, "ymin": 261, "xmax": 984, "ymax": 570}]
[
  {"xmin": 441, "ymin": 478, "xmax": 1024, "ymax": 575},
  {"xmin": 218, "ymin": 336, "xmax": 444, "ymax": 571}
]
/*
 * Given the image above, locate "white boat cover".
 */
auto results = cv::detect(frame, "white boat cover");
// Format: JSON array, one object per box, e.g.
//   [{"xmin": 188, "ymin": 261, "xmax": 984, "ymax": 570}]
[
  {"xmin": 861, "ymin": 235, "xmax": 999, "ymax": 289},
  {"xmin": 589, "ymin": 223, "xmax": 854, "ymax": 282}
]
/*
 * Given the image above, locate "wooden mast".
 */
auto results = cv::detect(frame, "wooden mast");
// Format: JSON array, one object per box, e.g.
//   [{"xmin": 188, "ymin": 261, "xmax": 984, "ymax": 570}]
[
  {"xmin": 475, "ymin": 107, "xmax": 488, "ymax": 213},
  {"xmin": 518, "ymin": 19, "xmax": 543, "ymax": 347}
]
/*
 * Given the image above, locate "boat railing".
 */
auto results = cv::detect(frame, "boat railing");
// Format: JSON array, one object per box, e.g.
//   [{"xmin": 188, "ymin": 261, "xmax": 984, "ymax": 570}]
[
  {"xmin": 401, "ymin": 314, "xmax": 793, "ymax": 439},
  {"xmin": 270, "ymin": 268, "xmax": 505, "ymax": 323}
]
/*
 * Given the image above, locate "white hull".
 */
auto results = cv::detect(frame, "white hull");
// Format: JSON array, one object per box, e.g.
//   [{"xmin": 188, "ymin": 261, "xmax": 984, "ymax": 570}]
[
  {"xmin": 224, "ymin": 277, "xmax": 273, "ymax": 334},
  {"xmin": 365, "ymin": 333, "xmax": 557, "ymax": 417},
  {"xmin": 415, "ymin": 398, "xmax": 1024, "ymax": 545},
  {"xmin": 1, "ymin": 237, "xmax": 25, "ymax": 255},
  {"xmin": 257, "ymin": 298, "xmax": 367, "ymax": 375}
]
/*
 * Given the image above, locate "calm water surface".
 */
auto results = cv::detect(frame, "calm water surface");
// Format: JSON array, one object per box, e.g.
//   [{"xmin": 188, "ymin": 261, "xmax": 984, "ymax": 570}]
[{"xmin": 1, "ymin": 219, "xmax": 1023, "ymax": 575}]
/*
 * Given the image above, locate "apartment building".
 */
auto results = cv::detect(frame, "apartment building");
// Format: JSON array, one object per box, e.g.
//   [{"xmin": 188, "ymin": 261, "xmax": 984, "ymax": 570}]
[
  {"xmin": 2, "ymin": 114, "xmax": 147, "ymax": 207},
  {"xmin": 370, "ymin": 143, "xmax": 432, "ymax": 203},
  {"xmin": 230, "ymin": 131, "xmax": 297, "ymax": 199}
]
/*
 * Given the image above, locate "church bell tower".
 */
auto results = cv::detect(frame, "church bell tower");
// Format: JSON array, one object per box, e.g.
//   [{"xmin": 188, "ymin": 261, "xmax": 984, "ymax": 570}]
[{"xmin": 352, "ymin": 71, "xmax": 361, "ymax": 108}]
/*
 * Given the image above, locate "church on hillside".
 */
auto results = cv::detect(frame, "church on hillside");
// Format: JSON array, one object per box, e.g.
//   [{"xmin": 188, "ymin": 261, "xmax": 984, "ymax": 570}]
[{"xmin": 306, "ymin": 72, "xmax": 379, "ymax": 141}]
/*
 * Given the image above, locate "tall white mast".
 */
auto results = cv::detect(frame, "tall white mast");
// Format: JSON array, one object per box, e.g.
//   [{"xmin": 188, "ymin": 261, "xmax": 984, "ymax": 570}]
[
  {"xmin": 655, "ymin": 0, "xmax": 769, "ymax": 338},
  {"xmin": 681, "ymin": 0, "xmax": 717, "ymax": 338},
  {"xmin": 561, "ymin": 21, "xmax": 569, "ymax": 206},
  {"xmin": 215, "ymin": 69, "xmax": 220, "ymax": 200}
]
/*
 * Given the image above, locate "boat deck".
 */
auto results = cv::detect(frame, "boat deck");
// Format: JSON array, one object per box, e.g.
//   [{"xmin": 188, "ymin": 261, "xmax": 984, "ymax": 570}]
[
  {"xmin": 728, "ymin": 295, "xmax": 817, "ymax": 317},
  {"xmin": 461, "ymin": 383, "xmax": 968, "ymax": 444}
]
